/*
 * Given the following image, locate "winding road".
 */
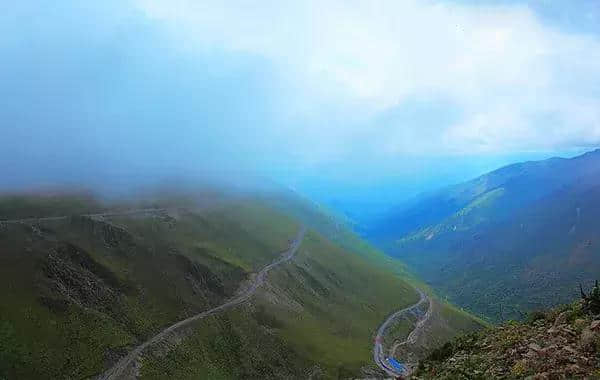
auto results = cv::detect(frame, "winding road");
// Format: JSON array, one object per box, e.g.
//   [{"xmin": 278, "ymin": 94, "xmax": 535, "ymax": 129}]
[
  {"xmin": 373, "ymin": 288, "xmax": 431, "ymax": 378},
  {"xmin": 98, "ymin": 227, "xmax": 306, "ymax": 380},
  {"xmin": 0, "ymin": 208, "xmax": 168, "ymax": 224},
  {"xmin": 5, "ymin": 209, "xmax": 430, "ymax": 378}
]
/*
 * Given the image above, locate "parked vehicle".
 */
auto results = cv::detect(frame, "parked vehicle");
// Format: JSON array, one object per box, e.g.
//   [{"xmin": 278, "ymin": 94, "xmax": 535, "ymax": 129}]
[{"xmin": 386, "ymin": 357, "xmax": 407, "ymax": 373}]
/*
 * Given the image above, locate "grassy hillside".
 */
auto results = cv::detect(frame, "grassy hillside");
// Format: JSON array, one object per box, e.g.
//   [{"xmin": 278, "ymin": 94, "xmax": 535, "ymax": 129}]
[
  {"xmin": 139, "ymin": 230, "xmax": 422, "ymax": 379},
  {"xmin": 371, "ymin": 150, "xmax": 600, "ymax": 241},
  {"xmin": 0, "ymin": 190, "xmax": 483, "ymax": 379},
  {"xmin": 0, "ymin": 197, "xmax": 299, "ymax": 379}
]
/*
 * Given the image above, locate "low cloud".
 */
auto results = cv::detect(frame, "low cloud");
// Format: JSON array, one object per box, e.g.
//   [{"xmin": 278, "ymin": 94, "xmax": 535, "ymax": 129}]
[{"xmin": 1, "ymin": 1, "xmax": 599, "ymax": 191}]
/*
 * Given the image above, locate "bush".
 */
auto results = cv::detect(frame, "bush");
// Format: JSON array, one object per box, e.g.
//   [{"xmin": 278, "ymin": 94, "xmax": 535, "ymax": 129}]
[
  {"xmin": 428, "ymin": 342, "xmax": 454, "ymax": 362},
  {"xmin": 526, "ymin": 310, "xmax": 546, "ymax": 325},
  {"xmin": 511, "ymin": 359, "xmax": 529, "ymax": 377},
  {"xmin": 567, "ymin": 302, "xmax": 585, "ymax": 322}
]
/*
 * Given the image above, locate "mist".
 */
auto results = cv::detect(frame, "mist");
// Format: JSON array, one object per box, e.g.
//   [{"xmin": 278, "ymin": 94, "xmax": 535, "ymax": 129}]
[
  {"xmin": 2, "ymin": 1, "xmax": 599, "ymax": 214},
  {"xmin": 2, "ymin": 1, "xmax": 285, "ymax": 194}
]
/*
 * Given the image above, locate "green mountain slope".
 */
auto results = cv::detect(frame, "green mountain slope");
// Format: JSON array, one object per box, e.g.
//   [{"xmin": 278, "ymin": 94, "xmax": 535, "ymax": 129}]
[
  {"xmin": 371, "ymin": 150, "xmax": 600, "ymax": 240},
  {"xmin": 372, "ymin": 149, "xmax": 600, "ymax": 322},
  {"xmin": 0, "ymin": 189, "xmax": 483, "ymax": 379}
]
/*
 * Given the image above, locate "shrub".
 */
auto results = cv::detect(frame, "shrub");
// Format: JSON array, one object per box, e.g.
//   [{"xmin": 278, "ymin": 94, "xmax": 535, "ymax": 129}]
[
  {"xmin": 526, "ymin": 310, "xmax": 546, "ymax": 325},
  {"xmin": 428, "ymin": 342, "xmax": 454, "ymax": 362},
  {"xmin": 511, "ymin": 359, "xmax": 529, "ymax": 377}
]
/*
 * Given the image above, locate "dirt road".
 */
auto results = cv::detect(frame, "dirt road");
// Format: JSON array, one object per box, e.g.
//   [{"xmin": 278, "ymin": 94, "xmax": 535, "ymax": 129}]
[
  {"xmin": 0, "ymin": 208, "xmax": 168, "ymax": 224},
  {"xmin": 373, "ymin": 288, "xmax": 431, "ymax": 377},
  {"xmin": 98, "ymin": 227, "xmax": 306, "ymax": 380}
]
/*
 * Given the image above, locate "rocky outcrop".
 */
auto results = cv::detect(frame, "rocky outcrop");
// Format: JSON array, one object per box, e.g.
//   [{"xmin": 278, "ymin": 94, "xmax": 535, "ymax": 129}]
[
  {"xmin": 172, "ymin": 253, "xmax": 226, "ymax": 297},
  {"xmin": 414, "ymin": 301, "xmax": 600, "ymax": 379},
  {"xmin": 40, "ymin": 243, "xmax": 124, "ymax": 313},
  {"xmin": 69, "ymin": 215, "xmax": 135, "ymax": 251}
]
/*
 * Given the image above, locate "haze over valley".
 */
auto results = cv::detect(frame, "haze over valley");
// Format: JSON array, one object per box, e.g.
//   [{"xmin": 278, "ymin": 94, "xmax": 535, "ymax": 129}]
[{"xmin": 2, "ymin": 1, "xmax": 600, "ymax": 379}]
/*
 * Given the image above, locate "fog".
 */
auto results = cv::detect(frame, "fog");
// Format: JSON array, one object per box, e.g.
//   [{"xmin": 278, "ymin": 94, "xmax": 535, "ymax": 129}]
[
  {"xmin": 2, "ymin": 1, "xmax": 599, "ymax": 212},
  {"xmin": 2, "ymin": 1, "xmax": 280, "ymax": 193}
]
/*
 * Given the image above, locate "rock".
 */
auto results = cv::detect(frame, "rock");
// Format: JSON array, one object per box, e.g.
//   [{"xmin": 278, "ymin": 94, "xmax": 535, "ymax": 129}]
[
  {"xmin": 566, "ymin": 364, "xmax": 583, "ymax": 374},
  {"xmin": 414, "ymin": 302, "xmax": 600, "ymax": 380},
  {"xmin": 544, "ymin": 344, "xmax": 558, "ymax": 352},
  {"xmin": 559, "ymin": 326, "xmax": 576, "ymax": 336},
  {"xmin": 554, "ymin": 312, "xmax": 568, "ymax": 326},
  {"xmin": 573, "ymin": 318, "xmax": 587, "ymax": 330},
  {"xmin": 525, "ymin": 349, "xmax": 537, "ymax": 358},
  {"xmin": 532, "ymin": 372, "xmax": 549, "ymax": 380},
  {"xmin": 528, "ymin": 343, "xmax": 542, "ymax": 352},
  {"xmin": 579, "ymin": 327, "xmax": 596, "ymax": 352}
]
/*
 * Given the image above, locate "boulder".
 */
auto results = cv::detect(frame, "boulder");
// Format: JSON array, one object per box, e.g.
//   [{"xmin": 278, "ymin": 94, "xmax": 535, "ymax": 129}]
[
  {"xmin": 579, "ymin": 327, "xmax": 597, "ymax": 352},
  {"xmin": 554, "ymin": 312, "xmax": 568, "ymax": 327},
  {"xmin": 528, "ymin": 343, "xmax": 542, "ymax": 353}
]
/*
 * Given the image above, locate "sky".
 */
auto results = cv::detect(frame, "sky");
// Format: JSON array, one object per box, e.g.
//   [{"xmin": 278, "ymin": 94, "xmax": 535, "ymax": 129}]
[{"xmin": 1, "ymin": 1, "xmax": 599, "ymax": 210}]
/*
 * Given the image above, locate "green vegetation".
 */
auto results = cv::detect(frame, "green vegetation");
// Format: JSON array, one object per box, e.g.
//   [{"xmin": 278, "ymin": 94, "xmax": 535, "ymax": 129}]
[
  {"xmin": 375, "ymin": 149, "xmax": 600, "ymax": 323},
  {"xmin": 400, "ymin": 187, "xmax": 506, "ymax": 243},
  {"xmin": 270, "ymin": 231, "xmax": 419, "ymax": 373},
  {"xmin": 0, "ymin": 191, "xmax": 483, "ymax": 379},
  {"xmin": 140, "ymin": 309, "xmax": 309, "ymax": 380},
  {"xmin": 138, "ymin": 228, "xmax": 427, "ymax": 378},
  {"xmin": 0, "ymin": 197, "xmax": 297, "ymax": 379}
]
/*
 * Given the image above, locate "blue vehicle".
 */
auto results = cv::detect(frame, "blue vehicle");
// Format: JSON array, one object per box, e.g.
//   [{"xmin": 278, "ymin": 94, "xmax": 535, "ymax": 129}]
[{"xmin": 386, "ymin": 357, "xmax": 407, "ymax": 373}]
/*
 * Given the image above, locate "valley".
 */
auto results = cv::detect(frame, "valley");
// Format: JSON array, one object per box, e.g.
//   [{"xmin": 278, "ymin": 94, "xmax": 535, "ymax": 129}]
[
  {"xmin": 4, "ymin": 150, "xmax": 599, "ymax": 378},
  {"xmin": 370, "ymin": 149, "xmax": 600, "ymax": 322},
  {"xmin": 4, "ymin": 1, "xmax": 600, "ymax": 377}
]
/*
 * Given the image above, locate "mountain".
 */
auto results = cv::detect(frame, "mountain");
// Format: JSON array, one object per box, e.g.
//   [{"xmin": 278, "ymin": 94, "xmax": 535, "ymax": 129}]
[
  {"xmin": 0, "ymin": 188, "xmax": 483, "ymax": 379},
  {"xmin": 370, "ymin": 149, "xmax": 600, "ymax": 322}
]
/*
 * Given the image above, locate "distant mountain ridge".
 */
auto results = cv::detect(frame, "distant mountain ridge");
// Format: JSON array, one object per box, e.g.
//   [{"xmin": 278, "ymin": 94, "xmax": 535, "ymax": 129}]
[{"xmin": 371, "ymin": 148, "xmax": 600, "ymax": 321}]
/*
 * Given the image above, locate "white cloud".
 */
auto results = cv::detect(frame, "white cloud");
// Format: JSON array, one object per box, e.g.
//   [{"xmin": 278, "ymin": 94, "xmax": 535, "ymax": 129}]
[{"xmin": 133, "ymin": 0, "xmax": 600, "ymax": 156}]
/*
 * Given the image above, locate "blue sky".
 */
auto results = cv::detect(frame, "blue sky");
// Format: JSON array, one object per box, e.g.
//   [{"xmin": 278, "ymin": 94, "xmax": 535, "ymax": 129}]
[{"xmin": 1, "ymin": 1, "xmax": 599, "ymax": 207}]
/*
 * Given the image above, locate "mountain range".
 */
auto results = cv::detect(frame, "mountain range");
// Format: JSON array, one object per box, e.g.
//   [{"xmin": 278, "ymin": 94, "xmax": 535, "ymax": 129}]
[{"xmin": 370, "ymin": 149, "xmax": 600, "ymax": 321}]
